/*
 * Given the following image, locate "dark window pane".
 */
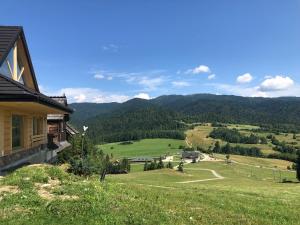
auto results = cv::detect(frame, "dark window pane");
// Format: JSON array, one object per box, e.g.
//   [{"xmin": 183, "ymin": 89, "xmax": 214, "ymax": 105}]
[{"xmin": 12, "ymin": 115, "xmax": 23, "ymax": 149}]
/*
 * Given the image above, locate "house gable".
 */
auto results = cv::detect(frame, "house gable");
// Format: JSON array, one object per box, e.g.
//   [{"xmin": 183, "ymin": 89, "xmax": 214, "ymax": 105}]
[{"xmin": 0, "ymin": 26, "xmax": 39, "ymax": 92}]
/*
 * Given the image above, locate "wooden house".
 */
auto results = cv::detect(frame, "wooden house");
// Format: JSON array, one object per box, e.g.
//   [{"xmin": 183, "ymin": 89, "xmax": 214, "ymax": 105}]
[
  {"xmin": 0, "ymin": 26, "xmax": 73, "ymax": 172},
  {"xmin": 47, "ymin": 95, "xmax": 79, "ymax": 147}
]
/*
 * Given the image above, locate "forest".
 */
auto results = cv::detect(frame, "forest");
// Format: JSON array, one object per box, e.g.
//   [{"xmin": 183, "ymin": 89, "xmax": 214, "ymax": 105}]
[{"xmin": 70, "ymin": 94, "xmax": 300, "ymax": 143}]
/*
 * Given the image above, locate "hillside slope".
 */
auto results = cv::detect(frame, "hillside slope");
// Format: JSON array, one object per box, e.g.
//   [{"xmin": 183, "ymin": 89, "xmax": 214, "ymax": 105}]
[{"xmin": 69, "ymin": 94, "xmax": 300, "ymax": 142}]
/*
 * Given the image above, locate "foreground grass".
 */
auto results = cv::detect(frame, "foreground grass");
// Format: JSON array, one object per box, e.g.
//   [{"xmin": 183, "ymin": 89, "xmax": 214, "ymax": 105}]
[
  {"xmin": 1, "ymin": 160, "xmax": 299, "ymax": 225},
  {"xmin": 99, "ymin": 138, "xmax": 184, "ymax": 158}
]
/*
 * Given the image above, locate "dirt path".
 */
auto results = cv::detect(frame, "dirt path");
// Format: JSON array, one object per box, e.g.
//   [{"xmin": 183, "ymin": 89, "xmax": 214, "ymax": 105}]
[
  {"xmin": 176, "ymin": 168, "xmax": 224, "ymax": 184},
  {"xmin": 231, "ymin": 160, "xmax": 296, "ymax": 173},
  {"xmin": 185, "ymin": 137, "xmax": 192, "ymax": 148}
]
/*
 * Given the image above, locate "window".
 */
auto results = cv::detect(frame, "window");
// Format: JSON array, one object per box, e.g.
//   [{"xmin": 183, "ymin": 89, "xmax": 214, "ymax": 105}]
[
  {"xmin": 12, "ymin": 115, "xmax": 23, "ymax": 149},
  {"xmin": 33, "ymin": 117, "xmax": 43, "ymax": 135},
  {"xmin": 0, "ymin": 42, "xmax": 24, "ymax": 84}
]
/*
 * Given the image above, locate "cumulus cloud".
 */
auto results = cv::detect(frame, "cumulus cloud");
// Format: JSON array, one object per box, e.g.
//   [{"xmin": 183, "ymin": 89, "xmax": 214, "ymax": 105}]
[
  {"xmin": 172, "ymin": 81, "xmax": 190, "ymax": 87},
  {"xmin": 259, "ymin": 75, "xmax": 294, "ymax": 92},
  {"xmin": 208, "ymin": 74, "xmax": 299, "ymax": 98},
  {"xmin": 134, "ymin": 93, "xmax": 151, "ymax": 100},
  {"xmin": 186, "ymin": 65, "xmax": 211, "ymax": 74},
  {"xmin": 236, "ymin": 73, "xmax": 253, "ymax": 84},
  {"xmin": 208, "ymin": 74, "xmax": 216, "ymax": 80},
  {"xmin": 208, "ymin": 83, "xmax": 268, "ymax": 97}
]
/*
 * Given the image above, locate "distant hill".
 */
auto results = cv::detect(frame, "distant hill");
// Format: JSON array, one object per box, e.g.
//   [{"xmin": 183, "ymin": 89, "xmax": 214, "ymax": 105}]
[
  {"xmin": 70, "ymin": 98, "xmax": 185, "ymax": 143},
  {"xmin": 69, "ymin": 94, "xmax": 300, "ymax": 143}
]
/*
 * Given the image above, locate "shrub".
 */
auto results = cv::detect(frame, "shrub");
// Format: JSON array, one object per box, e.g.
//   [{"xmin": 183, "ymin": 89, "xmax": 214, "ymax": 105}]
[
  {"xmin": 178, "ymin": 162, "xmax": 184, "ymax": 172},
  {"xmin": 166, "ymin": 161, "xmax": 173, "ymax": 169}
]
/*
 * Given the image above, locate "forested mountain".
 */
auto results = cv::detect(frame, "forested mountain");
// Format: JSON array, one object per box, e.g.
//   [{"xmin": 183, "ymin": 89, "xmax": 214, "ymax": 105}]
[
  {"xmin": 69, "ymin": 94, "xmax": 300, "ymax": 143},
  {"xmin": 70, "ymin": 102, "xmax": 120, "ymax": 125},
  {"xmin": 72, "ymin": 98, "xmax": 185, "ymax": 143}
]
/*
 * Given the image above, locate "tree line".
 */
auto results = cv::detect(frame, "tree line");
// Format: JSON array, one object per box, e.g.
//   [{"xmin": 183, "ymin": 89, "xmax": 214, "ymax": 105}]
[
  {"xmin": 212, "ymin": 141, "xmax": 262, "ymax": 157},
  {"xmin": 209, "ymin": 128, "xmax": 267, "ymax": 144},
  {"xmin": 57, "ymin": 135, "xmax": 131, "ymax": 180}
]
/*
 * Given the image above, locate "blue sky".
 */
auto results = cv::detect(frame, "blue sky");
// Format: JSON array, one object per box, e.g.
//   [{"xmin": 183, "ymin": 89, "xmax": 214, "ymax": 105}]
[{"xmin": 1, "ymin": 0, "xmax": 300, "ymax": 102}]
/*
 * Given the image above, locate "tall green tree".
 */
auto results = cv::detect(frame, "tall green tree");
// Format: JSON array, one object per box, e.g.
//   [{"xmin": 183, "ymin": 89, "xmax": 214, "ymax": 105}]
[
  {"xmin": 213, "ymin": 141, "xmax": 221, "ymax": 153},
  {"xmin": 296, "ymin": 151, "xmax": 300, "ymax": 181}
]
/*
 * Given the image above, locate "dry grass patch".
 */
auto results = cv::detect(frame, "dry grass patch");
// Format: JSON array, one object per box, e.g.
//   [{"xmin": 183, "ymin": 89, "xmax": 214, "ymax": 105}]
[
  {"xmin": 35, "ymin": 178, "xmax": 79, "ymax": 201},
  {"xmin": 0, "ymin": 185, "xmax": 20, "ymax": 202}
]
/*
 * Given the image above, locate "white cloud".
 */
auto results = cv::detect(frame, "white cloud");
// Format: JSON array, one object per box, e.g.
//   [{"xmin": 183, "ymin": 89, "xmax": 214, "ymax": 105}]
[
  {"xmin": 74, "ymin": 94, "xmax": 87, "ymax": 102},
  {"xmin": 102, "ymin": 44, "xmax": 119, "ymax": 52},
  {"xmin": 134, "ymin": 93, "xmax": 151, "ymax": 100},
  {"xmin": 259, "ymin": 75, "xmax": 294, "ymax": 92},
  {"xmin": 94, "ymin": 74, "xmax": 105, "ymax": 80},
  {"xmin": 208, "ymin": 83, "xmax": 269, "ymax": 97},
  {"xmin": 137, "ymin": 77, "xmax": 164, "ymax": 91},
  {"xmin": 236, "ymin": 73, "xmax": 253, "ymax": 84},
  {"xmin": 172, "ymin": 81, "xmax": 190, "ymax": 87},
  {"xmin": 186, "ymin": 65, "xmax": 211, "ymax": 74},
  {"xmin": 208, "ymin": 74, "xmax": 216, "ymax": 80},
  {"xmin": 208, "ymin": 76, "xmax": 300, "ymax": 98},
  {"xmin": 107, "ymin": 76, "xmax": 113, "ymax": 80},
  {"xmin": 42, "ymin": 87, "xmax": 130, "ymax": 103}
]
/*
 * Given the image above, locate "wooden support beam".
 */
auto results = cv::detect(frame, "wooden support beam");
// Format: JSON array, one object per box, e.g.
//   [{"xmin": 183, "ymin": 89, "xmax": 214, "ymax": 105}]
[
  {"xmin": 6, "ymin": 60, "xmax": 13, "ymax": 76},
  {"xmin": 17, "ymin": 67, "xmax": 24, "ymax": 81},
  {"xmin": 13, "ymin": 43, "xmax": 18, "ymax": 81}
]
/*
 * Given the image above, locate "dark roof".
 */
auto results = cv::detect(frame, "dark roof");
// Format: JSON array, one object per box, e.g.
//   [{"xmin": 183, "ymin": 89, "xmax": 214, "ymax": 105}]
[
  {"xmin": 50, "ymin": 96, "xmax": 68, "ymax": 106},
  {"xmin": 0, "ymin": 26, "xmax": 39, "ymax": 91},
  {"xmin": 0, "ymin": 74, "xmax": 73, "ymax": 113}
]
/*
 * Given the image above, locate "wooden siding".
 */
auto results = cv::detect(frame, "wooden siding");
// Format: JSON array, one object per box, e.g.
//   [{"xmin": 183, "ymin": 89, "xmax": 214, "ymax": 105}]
[
  {"xmin": 0, "ymin": 107, "xmax": 47, "ymax": 156},
  {"xmin": 0, "ymin": 110, "xmax": 3, "ymax": 155}
]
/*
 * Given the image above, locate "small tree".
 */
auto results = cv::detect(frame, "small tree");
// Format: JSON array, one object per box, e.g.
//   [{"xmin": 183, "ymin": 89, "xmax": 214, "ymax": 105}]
[
  {"xmin": 293, "ymin": 133, "xmax": 297, "ymax": 140},
  {"xmin": 166, "ymin": 161, "xmax": 173, "ymax": 169},
  {"xmin": 296, "ymin": 151, "xmax": 300, "ymax": 181},
  {"xmin": 144, "ymin": 161, "xmax": 149, "ymax": 171},
  {"xmin": 226, "ymin": 154, "xmax": 230, "ymax": 164},
  {"xmin": 213, "ymin": 141, "xmax": 221, "ymax": 153},
  {"xmin": 178, "ymin": 161, "xmax": 184, "ymax": 172},
  {"xmin": 157, "ymin": 156, "xmax": 164, "ymax": 169}
]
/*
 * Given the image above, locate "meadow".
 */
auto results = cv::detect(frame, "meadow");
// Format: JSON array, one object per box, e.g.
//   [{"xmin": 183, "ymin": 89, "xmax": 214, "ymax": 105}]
[
  {"xmin": 0, "ymin": 158, "xmax": 299, "ymax": 225},
  {"xmin": 99, "ymin": 138, "xmax": 184, "ymax": 158},
  {"xmin": 1, "ymin": 123, "xmax": 299, "ymax": 224},
  {"xmin": 185, "ymin": 123, "xmax": 300, "ymax": 156}
]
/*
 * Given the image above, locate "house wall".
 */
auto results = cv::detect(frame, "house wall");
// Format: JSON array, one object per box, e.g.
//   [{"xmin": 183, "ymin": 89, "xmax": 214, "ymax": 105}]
[
  {"xmin": 0, "ymin": 110, "xmax": 4, "ymax": 156},
  {"xmin": 0, "ymin": 107, "xmax": 48, "ymax": 157}
]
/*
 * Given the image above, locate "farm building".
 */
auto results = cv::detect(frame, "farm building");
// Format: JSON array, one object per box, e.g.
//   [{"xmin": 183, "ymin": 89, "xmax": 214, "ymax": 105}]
[
  {"xmin": 0, "ymin": 26, "xmax": 73, "ymax": 172},
  {"xmin": 182, "ymin": 150, "xmax": 200, "ymax": 159}
]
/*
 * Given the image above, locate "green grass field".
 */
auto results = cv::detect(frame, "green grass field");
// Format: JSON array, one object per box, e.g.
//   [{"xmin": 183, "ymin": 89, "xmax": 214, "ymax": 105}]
[
  {"xmin": 99, "ymin": 138, "xmax": 184, "ymax": 158},
  {"xmin": 1, "ymin": 125, "xmax": 300, "ymax": 224},
  {"xmin": 1, "ymin": 160, "xmax": 299, "ymax": 225}
]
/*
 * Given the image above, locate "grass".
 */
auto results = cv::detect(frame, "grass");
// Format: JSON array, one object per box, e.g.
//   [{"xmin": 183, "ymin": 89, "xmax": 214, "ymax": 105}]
[
  {"xmin": 186, "ymin": 124, "xmax": 283, "ymax": 155},
  {"xmin": 1, "ymin": 124, "xmax": 300, "ymax": 224},
  {"xmin": 215, "ymin": 154, "xmax": 294, "ymax": 170},
  {"xmin": 98, "ymin": 138, "xmax": 184, "ymax": 158},
  {"xmin": 1, "ymin": 160, "xmax": 299, "ymax": 225}
]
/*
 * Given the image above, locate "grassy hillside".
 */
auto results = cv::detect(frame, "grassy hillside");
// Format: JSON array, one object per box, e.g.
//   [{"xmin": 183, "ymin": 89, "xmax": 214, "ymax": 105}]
[
  {"xmin": 99, "ymin": 138, "xmax": 184, "ymax": 158},
  {"xmin": 1, "ymin": 160, "xmax": 299, "ymax": 225},
  {"xmin": 186, "ymin": 123, "xmax": 300, "ymax": 157}
]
